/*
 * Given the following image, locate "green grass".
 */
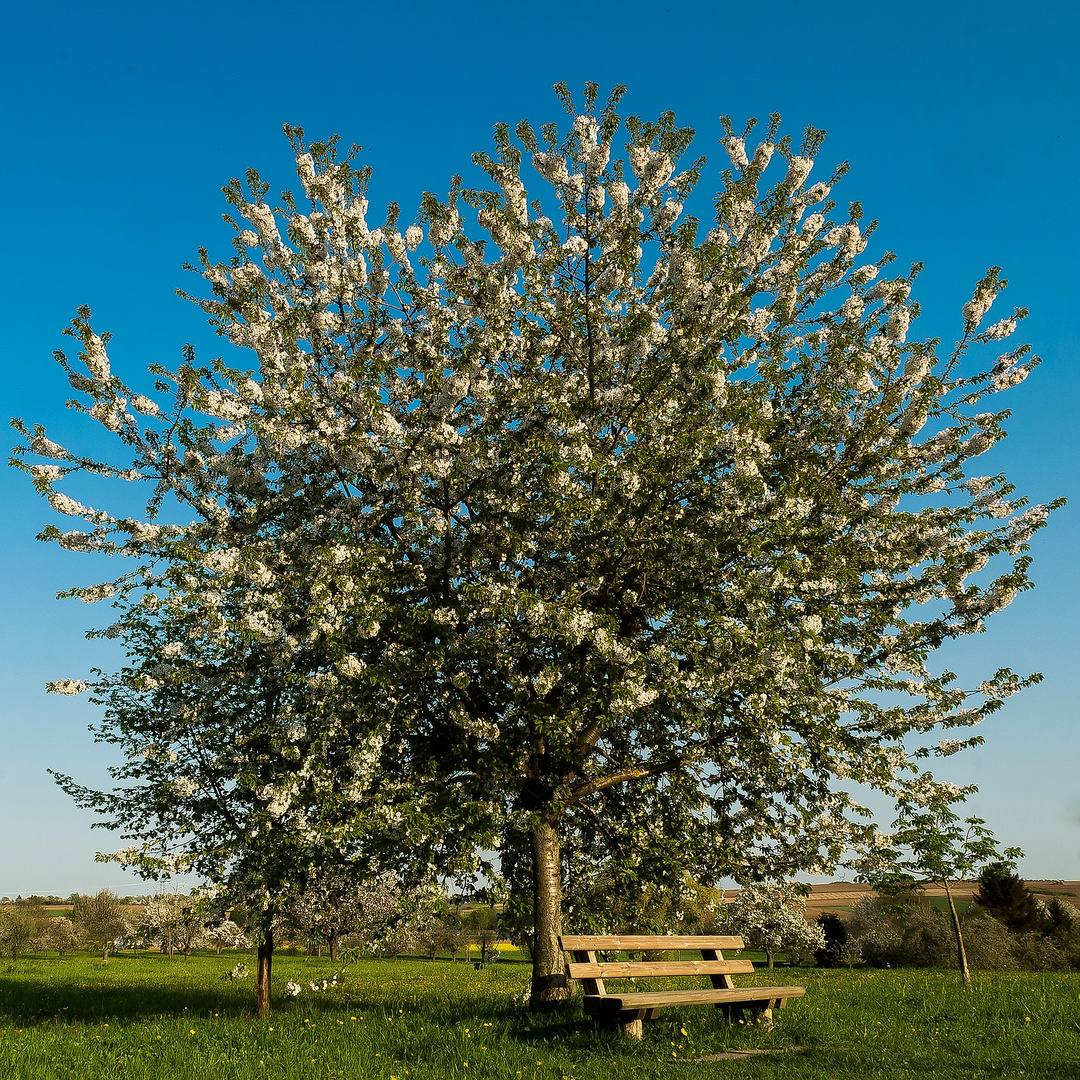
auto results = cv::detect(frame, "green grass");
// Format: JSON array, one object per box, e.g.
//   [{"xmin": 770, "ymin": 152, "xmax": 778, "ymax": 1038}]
[{"xmin": 2, "ymin": 951, "xmax": 1079, "ymax": 1078}]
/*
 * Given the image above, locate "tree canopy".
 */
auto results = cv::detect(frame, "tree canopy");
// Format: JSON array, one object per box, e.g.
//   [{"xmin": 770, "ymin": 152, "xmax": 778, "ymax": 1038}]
[{"xmin": 13, "ymin": 82, "xmax": 1058, "ymax": 1009}]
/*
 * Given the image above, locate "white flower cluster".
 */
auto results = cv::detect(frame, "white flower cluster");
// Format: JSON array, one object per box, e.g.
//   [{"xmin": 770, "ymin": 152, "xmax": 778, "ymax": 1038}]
[{"xmin": 48, "ymin": 678, "xmax": 90, "ymax": 696}]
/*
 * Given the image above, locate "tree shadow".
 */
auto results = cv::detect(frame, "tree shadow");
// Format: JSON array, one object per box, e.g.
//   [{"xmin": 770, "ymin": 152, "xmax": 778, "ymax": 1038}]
[{"xmin": 0, "ymin": 958, "xmax": 251, "ymax": 1027}]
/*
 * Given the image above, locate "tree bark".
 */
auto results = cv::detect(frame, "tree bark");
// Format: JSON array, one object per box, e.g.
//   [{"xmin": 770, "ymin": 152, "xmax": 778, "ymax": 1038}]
[
  {"xmin": 329, "ymin": 927, "xmax": 340, "ymax": 964},
  {"xmin": 529, "ymin": 819, "xmax": 568, "ymax": 1010},
  {"xmin": 942, "ymin": 880, "xmax": 971, "ymax": 987},
  {"xmin": 256, "ymin": 925, "xmax": 274, "ymax": 1018}
]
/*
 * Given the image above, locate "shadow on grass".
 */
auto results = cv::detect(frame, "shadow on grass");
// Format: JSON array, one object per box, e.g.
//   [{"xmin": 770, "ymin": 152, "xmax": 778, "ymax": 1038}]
[
  {"xmin": 0, "ymin": 954, "xmax": 542, "ymax": 1031},
  {"xmin": 0, "ymin": 966, "xmax": 249, "ymax": 1026}
]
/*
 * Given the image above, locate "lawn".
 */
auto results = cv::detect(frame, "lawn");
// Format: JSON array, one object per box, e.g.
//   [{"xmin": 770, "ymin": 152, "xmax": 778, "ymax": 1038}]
[{"xmin": 1, "ymin": 951, "xmax": 1078, "ymax": 1078}]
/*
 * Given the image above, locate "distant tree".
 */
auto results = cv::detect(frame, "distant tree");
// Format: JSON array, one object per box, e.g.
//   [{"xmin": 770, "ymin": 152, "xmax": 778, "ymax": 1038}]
[
  {"xmin": 0, "ymin": 904, "xmax": 41, "ymax": 960},
  {"xmin": 139, "ymin": 894, "xmax": 184, "ymax": 957},
  {"xmin": 814, "ymin": 912, "xmax": 849, "ymax": 968},
  {"xmin": 284, "ymin": 868, "xmax": 406, "ymax": 962},
  {"xmin": 442, "ymin": 912, "xmax": 470, "ymax": 962},
  {"xmin": 974, "ymin": 864, "xmax": 1041, "ymax": 933},
  {"xmin": 140, "ymin": 892, "xmax": 210, "ymax": 959},
  {"xmin": 72, "ymin": 889, "xmax": 132, "ymax": 962},
  {"xmin": 205, "ymin": 918, "xmax": 249, "ymax": 954},
  {"xmin": 40, "ymin": 916, "xmax": 79, "ymax": 957},
  {"xmin": 1040, "ymin": 896, "xmax": 1080, "ymax": 939},
  {"xmin": 727, "ymin": 882, "xmax": 825, "ymax": 968}
]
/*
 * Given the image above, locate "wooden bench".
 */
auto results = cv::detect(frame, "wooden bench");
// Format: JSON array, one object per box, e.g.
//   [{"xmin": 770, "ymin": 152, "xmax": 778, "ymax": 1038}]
[{"xmin": 559, "ymin": 934, "xmax": 806, "ymax": 1039}]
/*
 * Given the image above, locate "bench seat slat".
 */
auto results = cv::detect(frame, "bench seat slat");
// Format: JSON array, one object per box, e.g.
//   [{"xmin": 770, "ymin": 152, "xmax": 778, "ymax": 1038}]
[
  {"xmin": 582, "ymin": 986, "xmax": 806, "ymax": 1012},
  {"xmin": 560, "ymin": 935, "xmax": 744, "ymax": 951},
  {"xmin": 568, "ymin": 959, "xmax": 756, "ymax": 979}
]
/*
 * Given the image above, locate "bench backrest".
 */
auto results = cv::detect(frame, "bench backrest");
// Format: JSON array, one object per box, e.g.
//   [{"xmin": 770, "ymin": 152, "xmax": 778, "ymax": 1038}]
[{"xmin": 559, "ymin": 934, "xmax": 752, "ymax": 997}]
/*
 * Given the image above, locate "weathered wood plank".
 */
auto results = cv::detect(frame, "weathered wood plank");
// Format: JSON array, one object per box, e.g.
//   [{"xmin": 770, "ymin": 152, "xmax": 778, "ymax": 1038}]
[
  {"xmin": 567, "ymin": 959, "xmax": 756, "ymax": 979},
  {"xmin": 558, "ymin": 935, "xmax": 744, "ymax": 951},
  {"xmin": 581, "ymin": 986, "xmax": 806, "ymax": 1012}
]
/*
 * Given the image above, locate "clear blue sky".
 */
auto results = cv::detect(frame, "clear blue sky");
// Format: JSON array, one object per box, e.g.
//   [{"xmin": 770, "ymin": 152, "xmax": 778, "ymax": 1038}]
[{"xmin": 2, "ymin": 0, "xmax": 1077, "ymax": 896}]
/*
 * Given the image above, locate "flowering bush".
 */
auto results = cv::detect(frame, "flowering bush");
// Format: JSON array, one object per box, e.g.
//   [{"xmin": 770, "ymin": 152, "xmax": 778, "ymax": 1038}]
[{"xmin": 727, "ymin": 883, "xmax": 826, "ymax": 968}]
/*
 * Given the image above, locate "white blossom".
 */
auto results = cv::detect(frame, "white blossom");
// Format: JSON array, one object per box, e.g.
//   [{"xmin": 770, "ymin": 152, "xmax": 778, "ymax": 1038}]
[{"xmin": 48, "ymin": 679, "xmax": 90, "ymax": 695}]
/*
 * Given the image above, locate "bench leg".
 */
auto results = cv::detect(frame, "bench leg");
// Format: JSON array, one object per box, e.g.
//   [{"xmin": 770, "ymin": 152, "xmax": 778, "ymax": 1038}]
[
  {"xmin": 595, "ymin": 1010, "xmax": 646, "ymax": 1038},
  {"xmin": 717, "ymin": 1001, "xmax": 775, "ymax": 1026},
  {"xmin": 748, "ymin": 1002, "xmax": 774, "ymax": 1026}
]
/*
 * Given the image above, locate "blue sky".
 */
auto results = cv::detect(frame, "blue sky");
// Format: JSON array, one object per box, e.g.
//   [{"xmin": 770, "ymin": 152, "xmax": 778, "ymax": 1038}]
[{"xmin": 1, "ymin": 0, "xmax": 1077, "ymax": 895}]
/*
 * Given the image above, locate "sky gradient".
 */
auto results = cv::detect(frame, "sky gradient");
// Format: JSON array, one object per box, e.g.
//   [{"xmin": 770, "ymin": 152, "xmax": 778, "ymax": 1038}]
[{"xmin": 1, "ymin": 0, "xmax": 1077, "ymax": 895}]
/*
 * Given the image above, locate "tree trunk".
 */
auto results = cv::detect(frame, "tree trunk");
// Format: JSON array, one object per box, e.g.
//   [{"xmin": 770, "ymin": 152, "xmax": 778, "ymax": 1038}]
[
  {"xmin": 329, "ymin": 928, "xmax": 340, "ymax": 964},
  {"xmin": 256, "ymin": 926, "xmax": 274, "ymax": 1018},
  {"xmin": 102, "ymin": 943, "xmax": 110, "ymax": 962},
  {"xmin": 529, "ymin": 819, "xmax": 568, "ymax": 1010},
  {"xmin": 942, "ymin": 880, "xmax": 971, "ymax": 987},
  {"xmin": 766, "ymin": 949, "xmax": 775, "ymax": 969}
]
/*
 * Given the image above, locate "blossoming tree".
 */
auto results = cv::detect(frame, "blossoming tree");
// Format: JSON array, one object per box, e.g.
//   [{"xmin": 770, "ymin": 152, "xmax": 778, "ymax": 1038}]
[
  {"xmin": 725, "ymin": 881, "xmax": 826, "ymax": 968},
  {"xmin": 14, "ymin": 83, "xmax": 1057, "ymax": 1010},
  {"xmin": 46, "ymin": 566, "xmax": 427, "ymax": 1015}
]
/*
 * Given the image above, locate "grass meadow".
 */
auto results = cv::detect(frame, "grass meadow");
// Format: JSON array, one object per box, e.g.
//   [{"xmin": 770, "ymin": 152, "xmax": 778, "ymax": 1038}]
[{"xmin": 1, "ymin": 951, "xmax": 1078, "ymax": 1079}]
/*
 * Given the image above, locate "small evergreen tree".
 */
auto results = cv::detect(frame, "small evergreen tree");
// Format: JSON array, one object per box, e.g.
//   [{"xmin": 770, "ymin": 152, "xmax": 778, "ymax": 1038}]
[
  {"xmin": 974, "ymin": 864, "xmax": 1040, "ymax": 932},
  {"xmin": 814, "ymin": 912, "xmax": 849, "ymax": 967}
]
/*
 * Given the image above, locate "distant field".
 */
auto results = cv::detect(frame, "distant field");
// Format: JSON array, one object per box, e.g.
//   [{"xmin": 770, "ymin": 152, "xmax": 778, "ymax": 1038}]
[
  {"xmin": 793, "ymin": 880, "xmax": 1080, "ymax": 921},
  {"xmin": 2, "ymin": 951, "xmax": 1079, "ymax": 1079}
]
